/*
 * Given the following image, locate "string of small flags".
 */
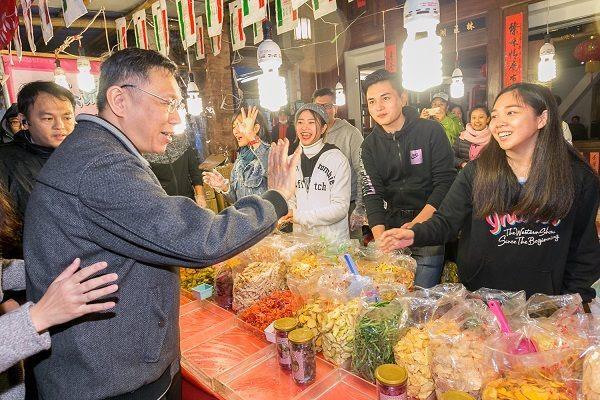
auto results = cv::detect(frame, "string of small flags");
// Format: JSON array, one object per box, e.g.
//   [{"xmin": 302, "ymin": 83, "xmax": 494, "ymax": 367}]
[{"xmin": 9, "ymin": 0, "xmax": 366, "ymax": 64}]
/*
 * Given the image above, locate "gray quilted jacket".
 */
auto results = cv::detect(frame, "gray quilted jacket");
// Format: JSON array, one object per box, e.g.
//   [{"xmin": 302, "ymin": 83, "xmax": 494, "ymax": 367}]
[{"xmin": 24, "ymin": 114, "xmax": 287, "ymax": 399}]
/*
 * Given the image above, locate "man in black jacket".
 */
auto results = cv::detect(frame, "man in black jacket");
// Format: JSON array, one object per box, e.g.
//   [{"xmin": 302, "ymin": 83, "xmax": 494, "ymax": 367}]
[
  {"xmin": 0, "ymin": 81, "xmax": 75, "ymax": 220},
  {"xmin": 360, "ymin": 69, "xmax": 456, "ymax": 287}
]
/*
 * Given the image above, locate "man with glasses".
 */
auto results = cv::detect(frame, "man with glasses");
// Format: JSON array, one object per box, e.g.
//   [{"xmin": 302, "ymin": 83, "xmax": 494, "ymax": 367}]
[
  {"xmin": 1, "ymin": 103, "xmax": 23, "ymax": 143},
  {"xmin": 0, "ymin": 82, "xmax": 75, "ymax": 221},
  {"xmin": 312, "ymin": 88, "xmax": 365, "ymax": 239},
  {"xmin": 24, "ymin": 48, "xmax": 299, "ymax": 399}
]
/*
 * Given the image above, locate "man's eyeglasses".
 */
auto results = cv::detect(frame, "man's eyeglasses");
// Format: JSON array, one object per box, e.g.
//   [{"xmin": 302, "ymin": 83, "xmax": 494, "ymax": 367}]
[
  {"xmin": 319, "ymin": 103, "xmax": 334, "ymax": 110},
  {"xmin": 120, "ymin": 84, "xmax": 184, "ymax": 114}
]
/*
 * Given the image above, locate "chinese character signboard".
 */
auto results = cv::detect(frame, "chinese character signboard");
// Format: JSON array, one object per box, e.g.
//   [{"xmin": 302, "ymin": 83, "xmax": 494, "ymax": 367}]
[
  {"xmin": 503, "ymin": 12, "xmax": 523, "ymax": 87},
  {"xmin": 385, "ymin": 44, "xmax": 397, "ymax": 73}
]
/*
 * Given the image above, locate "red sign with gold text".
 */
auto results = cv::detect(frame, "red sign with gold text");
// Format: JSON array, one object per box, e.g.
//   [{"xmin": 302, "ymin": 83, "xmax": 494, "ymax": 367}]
[
  {"xmin": 385, "ymin": 44, "xmax": 397, "ymax": 73},
  {"xmin": 503, "ymin": 12, "xmax": 523, "ymax": 87}
]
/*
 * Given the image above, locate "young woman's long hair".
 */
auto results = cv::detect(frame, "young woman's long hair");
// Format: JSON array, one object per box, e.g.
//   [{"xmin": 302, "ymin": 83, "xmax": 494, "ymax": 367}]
[
  {"xmin": 0, "ymin": 185, "xmax": 21, "ymax": 256},
  {"xmin": 473, "ymin": 82, "xmax": 586, "ymax": 221}
]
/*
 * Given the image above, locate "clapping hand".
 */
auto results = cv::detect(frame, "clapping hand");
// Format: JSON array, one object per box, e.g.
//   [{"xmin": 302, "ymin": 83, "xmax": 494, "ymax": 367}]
[
  {"xmin": 202, "ymin": 169, "xmax": 229, "ymax": 193},
  {"xmin": 238, "ymin": 106, "xmax": 260, "ymax": 142},
  {"xmin": 268, "ymin": 138, "xmax": 301, "ymax": 200}
]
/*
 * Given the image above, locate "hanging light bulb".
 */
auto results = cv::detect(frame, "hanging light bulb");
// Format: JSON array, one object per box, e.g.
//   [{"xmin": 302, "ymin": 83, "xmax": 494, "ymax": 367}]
[
  {"xmin": 538, "ymin": 40, "xmax": 557, "ymax": 82},
  {"xmin": 174, "ymin": 107, "xmax": 187, "ymax": 135},
  {"xmin": 186, "ymin": 74, "xmax": 203, "ymax": 116},
  {"xmin": 449, "ymin": 0, "xmax": 464, "ymax": 99},
  {"xmin": 332, "ymin": 26, "xmax": 345, "ymax": 107},
  {"xmin": 450, "ymin": 68, "xmax": 464, "ymax": 98},
  {"xmin": 335, "ymin": 82, "xmax": 346, "ymax": 106},
  {"xmin": 53, "ymin": 58, "xmax": 70, "ymax": 90},
  {"xmin": 76, "ymin": 44, "xmax": 96, "ymax": 93},
  {"xmin": 402, "ymin": 0, "xmax": 443, "ymax": 92},
  {"xmin": 257, "ymin": 36, "xmax": 288, "ymax": 112},
  {"xmin": 538, "ymin": 0, "xmax": 557, "ymax": 83}
]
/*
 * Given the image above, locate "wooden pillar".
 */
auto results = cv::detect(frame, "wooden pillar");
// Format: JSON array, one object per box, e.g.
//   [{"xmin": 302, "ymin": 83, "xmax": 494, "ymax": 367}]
[
  {"xmin": 204, "ymin": 19, "xmax": 235, "ymax": 155},
  {"xmin": 487, "ymin": 5, "xmax": 503, "ymax": 107}
]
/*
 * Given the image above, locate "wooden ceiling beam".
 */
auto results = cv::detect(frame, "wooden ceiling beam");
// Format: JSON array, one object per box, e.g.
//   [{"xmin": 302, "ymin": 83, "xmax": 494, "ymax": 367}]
[{"xmin": 19, "ymin": 15, "xmax": 116, "ymax": 30}]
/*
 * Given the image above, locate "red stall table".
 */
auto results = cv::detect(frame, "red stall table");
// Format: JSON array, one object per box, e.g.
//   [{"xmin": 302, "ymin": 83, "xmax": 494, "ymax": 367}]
[{"xmin": 179, "ymin": 294, "xmax": 378, "ymax": 400}]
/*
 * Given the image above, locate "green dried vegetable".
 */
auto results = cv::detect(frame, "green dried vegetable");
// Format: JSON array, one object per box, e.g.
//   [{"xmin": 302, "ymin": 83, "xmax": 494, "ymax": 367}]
[
  {"xmin": 180, "ymin": 267, "xmax": 215, "ymax": 291},
  {"xmin": 351, "ymin": 300, "xmax": 408, "ymax": 382}
]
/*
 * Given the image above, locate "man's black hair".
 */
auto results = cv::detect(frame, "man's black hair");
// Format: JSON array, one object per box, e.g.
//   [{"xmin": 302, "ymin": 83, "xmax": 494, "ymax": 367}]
[
  {"xmin": 361, "ymin": 69, "xmax": 404, "ymax": 96},
  {"xmin": 17, "ymin": 81, "xmax": 75, "ymax": 118},
  {"xmin": 312, "ymin": 88, "xmax": 335, "ymax": 101},
  {"xmin": 97, "ymin": 48, "xmax": 178, "ymax": 112}
]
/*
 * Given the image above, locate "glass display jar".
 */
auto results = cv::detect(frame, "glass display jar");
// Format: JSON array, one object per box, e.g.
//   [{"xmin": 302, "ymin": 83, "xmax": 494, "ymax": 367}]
[
  {"xmin": 288, "ymin": 327, "xmax": 316, "ymax": 385},
  {"xmin": 273, "ymin": 317, "xmax": 298, "ymax": 370},
  {"xmin": 375, "ymin": 364, "xmax": 408, "ymax": 400}
]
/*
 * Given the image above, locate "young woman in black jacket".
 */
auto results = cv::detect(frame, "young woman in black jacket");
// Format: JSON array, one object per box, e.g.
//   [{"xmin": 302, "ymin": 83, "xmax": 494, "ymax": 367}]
[{"xmin": 380, "ymin": 83, "xmax": 600, "ymax": 302}]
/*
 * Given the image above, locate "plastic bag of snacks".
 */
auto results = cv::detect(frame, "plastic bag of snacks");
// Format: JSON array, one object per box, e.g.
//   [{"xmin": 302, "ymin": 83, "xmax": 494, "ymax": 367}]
[
  {"xmin": 295, "ymin": 296, "xmax": 338, "ymax": 352},
  {"xmin": 393, "ymin": 285, "xmax": 468, "ymax": 400},
  {"xmin": 583, "ymin": 345, "xmax": 600, "ymax": 400},
  {"xmin": 214, "ymin": 257, "xmax": 243, "ymax": 309},
  {"xmin": 180, "ymin": 267, "xmax": 214, "ymax": 291},
  {"xmin": 355, "ymin": 243, "xmax": 416, "ymax": 289},
  {"xmin": 232, "ymin": 261, "xmax": 287, "ymax": 312},
  {"xmin": 428, "ymin": 298, "xmax": 500, "ymax": 399},
  {"xmin": 319, "ymin": 272, "xmax": 373, "ymax": 367},
  {"xmin": 285, "ymin": 255, "xmax": 341, "ymax": 301},
  {"xmin": 238, "ymin": 290, "xmax": 301, "ymax": 331},
  {"xmin": 524, "ymin": 293, "xmax": 584, "ymax": 319},
  {"xmin": 469, "ymin": 288, "xmax": 527, "ymax": 321},
  {"xmin": 321, "ymin": 298, "xmax": 362, "ymax": 368},
  {"xmin": 482, "ymin": 334, "xmax": 589, "ymax": 400},
  {"xmin": 352, "ymin": 299, "xmax": 409, "ymax": 382}
]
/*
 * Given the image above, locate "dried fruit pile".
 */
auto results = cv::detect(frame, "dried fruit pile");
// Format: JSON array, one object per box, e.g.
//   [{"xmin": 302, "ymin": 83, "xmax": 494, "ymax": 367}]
[
  {"xmin": 321, "ymin": 298, "xmax": 361, "ymax": 367},
  {"xmin": 238, "ymin": 290, "xmax": 299, "ymax": 331}
]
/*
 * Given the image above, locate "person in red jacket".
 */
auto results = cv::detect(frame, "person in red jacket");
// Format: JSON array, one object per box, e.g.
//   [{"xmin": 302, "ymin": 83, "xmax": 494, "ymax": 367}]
[{"xmin": 379, "ymin": 82, "xmax": 600, "ymax": 302}]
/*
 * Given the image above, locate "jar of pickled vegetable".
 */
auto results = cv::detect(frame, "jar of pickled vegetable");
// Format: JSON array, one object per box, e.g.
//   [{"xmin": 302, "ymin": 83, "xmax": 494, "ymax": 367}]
[
  {"xmin": 441, "ymin": 391, "xmax": 476, "ymax": 400},
  {"xmin": 288, "ymin": 327, "xmax": 316, "ymax": 385},
  {"xmin": 273, "ymin": 317, "xmax": 298, "ymax": 370},
  {"xmin": 375, "ymin": 364, "xmax": 408, "ymax": 400}
]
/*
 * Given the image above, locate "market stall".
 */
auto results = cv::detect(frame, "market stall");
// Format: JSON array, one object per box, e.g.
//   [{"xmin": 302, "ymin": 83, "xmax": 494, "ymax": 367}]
[{"xmin": 178, "ymin": 234, "xmax": 600, "ymax": 400}]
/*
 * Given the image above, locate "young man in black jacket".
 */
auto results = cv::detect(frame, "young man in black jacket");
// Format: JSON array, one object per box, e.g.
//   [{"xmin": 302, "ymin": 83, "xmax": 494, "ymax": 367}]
[
  {"xmin": 360, "ymin": 69, "xmax": 456, "ymax": 287},
  {"xmin": 0, "ymin": 82, "xmax": 75, "ymax": 219}
]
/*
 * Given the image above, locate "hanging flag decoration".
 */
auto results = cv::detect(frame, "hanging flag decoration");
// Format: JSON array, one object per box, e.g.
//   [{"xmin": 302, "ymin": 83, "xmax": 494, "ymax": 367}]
[
  {"xmin": 20, "ymin": 0, "xmax": 36, "ymax": 53},
  {"xmin": 151, "ymin": 0, "xmax": 169, "ymax": 56},
  {"xmin": 12, "ymin": 9, "xmax": 22, "ymax": 62},
  {"xmin": 0, "ymin": 1, "xmax": 18, "ymax": 50},
  {"xmin": 292, "ymin": 0, "xmax": 309, "ymax": 8},
  {"xmin": 38, "ymin": 0, "xmax": 53, "ymax": 45},
  {"xmin": 206, "ymin": 0, "xmax": 224, "ymax": 37},
  {"xmin": 312, "ymin": 0, "xmax": 337, "ymax": 19},
  {"xmin": 62, "ymin": 0, "xmax": 88, "ymax": 28},
  {"xmin": 195, "ymin": 16, "xmax": 206, "ymax": 60},
  {"xmin": 241, "ymin": 0, "xmax": 266, "ymax": 27},
  {"xmin": 275, "ymin": 0, "xmax": 299, "ymax": 35},
  {"xmin": 229, "ymin": 0, "xmax": 246, "ymax": 51},
  {"xmin": 115, "ymin": 17, "xmax": 127, "ymax": 50},
  {"xmin": 253, "ymin": 22, "xmax": 264, "ymax": 45},
  {"xmin": 176, "ymin": 0, "xmax": 197, "ymax": 48},
  {"xmin": 133, "ymin": 9, "xmax": 149, "ymax": 50},
  {"xmin": 210, "ymin": 35, "xmax": 222, "ymax": 56}
]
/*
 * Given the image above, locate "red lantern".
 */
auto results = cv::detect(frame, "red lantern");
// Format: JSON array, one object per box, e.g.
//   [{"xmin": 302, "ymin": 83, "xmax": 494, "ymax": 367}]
[
  {"xmin": 0, "ymin": 0, "xmax": 18, "ymax": 50},
  {"xmin": 573, "ymin": 37, "xmax": 600, "ymax": 73}
]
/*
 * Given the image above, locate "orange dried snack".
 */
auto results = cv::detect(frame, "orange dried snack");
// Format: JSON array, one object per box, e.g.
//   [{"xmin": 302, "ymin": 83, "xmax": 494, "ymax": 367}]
[
  {"xmin": 238, "ymin": 290, "xmax": 300, "ymax": 331},
  {"xmin": 483, "ymin": 373, "xmax": 574, "ymax": 400}
]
